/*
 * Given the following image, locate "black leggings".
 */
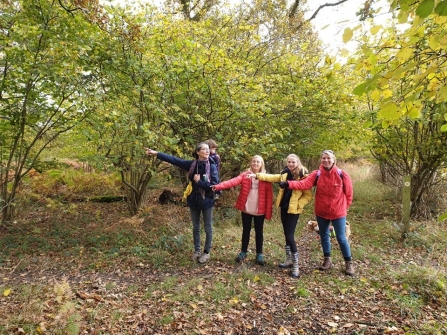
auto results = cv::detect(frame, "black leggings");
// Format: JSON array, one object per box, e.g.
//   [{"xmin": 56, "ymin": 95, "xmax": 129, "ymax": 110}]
[
  {"xmin": 280, "ymin": 208, "xmax": 300, "ymax": 253},
  {"xmin": 241, "ymin": 212, "xmax": 265, "ymax": 254}
]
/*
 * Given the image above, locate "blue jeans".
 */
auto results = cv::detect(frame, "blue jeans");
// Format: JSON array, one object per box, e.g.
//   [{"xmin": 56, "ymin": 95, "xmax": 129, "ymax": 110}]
[
  {"xmin": 190, "ymin": 207, "xmax": 213, "ymax": 253},
  {"xmin": 316, "ymin": 216, "xmax": 351, "ymax": 261}
]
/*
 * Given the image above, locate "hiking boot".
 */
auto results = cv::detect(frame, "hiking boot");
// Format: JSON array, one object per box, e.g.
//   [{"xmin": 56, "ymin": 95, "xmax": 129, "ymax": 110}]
[
  {"xmin": 291, "ymin": 252, "xmax": 300, "ymax": 278},
  {"xmin": 318, "ymin": 256, "xmax": 333, "ymax": 271},
  {"xmin": 235, "ymin": 252, "xmax": 247, "ymax": 263},
  {"xmin": 192, "ymin": 251, "xmax": 201, "ymax": 262},
  {"xmin": 279, "ymin": 245, "xmax": 293, "ymax": 269},
  {"xmin": 198, "ymin": 253, "xmax": 210, "ymax": 264},
  {"xmin": 345, "ymin": 261, "xmax": 355, "ymax": 276},
  {"xmin": 256, "ymin": 253, "xmax": 265, "ymax": 266}
]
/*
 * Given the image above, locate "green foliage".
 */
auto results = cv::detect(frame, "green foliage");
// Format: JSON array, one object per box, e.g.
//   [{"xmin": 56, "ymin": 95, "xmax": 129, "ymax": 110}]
[{"xmin": 0, "ymin": 0, "xmax": 107, "ymax": 221}]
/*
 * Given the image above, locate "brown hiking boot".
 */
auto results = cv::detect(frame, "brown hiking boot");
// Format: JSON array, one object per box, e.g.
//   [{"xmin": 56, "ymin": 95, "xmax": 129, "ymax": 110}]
[
  {"xmin": 318, "ymin": 257, "xmax": 332, "ymax": 271},
  {"xmin": 345, "ymin": 261, "xmax": 355, "ymax": 276}
]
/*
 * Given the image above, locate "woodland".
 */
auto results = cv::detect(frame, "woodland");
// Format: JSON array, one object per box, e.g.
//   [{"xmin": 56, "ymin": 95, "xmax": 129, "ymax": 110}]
[{"xmin": 1, "ymin": 0, "xmax": 447, "ymax": 334}]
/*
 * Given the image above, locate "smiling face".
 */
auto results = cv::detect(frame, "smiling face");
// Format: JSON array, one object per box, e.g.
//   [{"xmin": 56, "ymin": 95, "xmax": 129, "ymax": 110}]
[
  {"xmin": 286, "ymin": 155, "xmax": 299, "ymax": 172},
  {"xmin": 250, "ymin": 155, "xmax": 264, "ymax": 173},
  {"xmin": 321, "ymin": 151, "xmax": 335, "ymax": 169}
]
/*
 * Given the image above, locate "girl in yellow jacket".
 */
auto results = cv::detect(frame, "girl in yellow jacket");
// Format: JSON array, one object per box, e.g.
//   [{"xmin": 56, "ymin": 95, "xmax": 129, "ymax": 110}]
[{"xmin": 247, "ymin": 154, "xmax": 312, "ymax": 278}]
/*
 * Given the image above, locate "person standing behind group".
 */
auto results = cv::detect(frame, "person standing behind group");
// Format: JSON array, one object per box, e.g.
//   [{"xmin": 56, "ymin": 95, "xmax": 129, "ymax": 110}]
[
  {"xmin": 212, "ymin": 155, "xmax": 273, "ymax": 266},
  {"xmin": 247, "ymin": 154, "xmax": 312, "ymax": 278},
  {"xmin": 145, "ymin": 143, "xmax": 219, "ymax": 264},
  {"xmin": 279, "ymin": 150, "xmax": 355, "ymax": 276},
  {"xmin": 205, "ymin": 139, "xmax": 222, "ymax": 200},
  {"xmin": 205, "ymin": 139, "xmax": 221, "ymax": 171}
]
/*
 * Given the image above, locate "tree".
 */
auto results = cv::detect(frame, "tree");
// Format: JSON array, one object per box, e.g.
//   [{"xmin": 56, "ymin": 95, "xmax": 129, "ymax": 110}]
[
  {"xmin": 347, "ymin": 3, "xmax": 447, "ymax": 221},
  {"xmin": 0, "ymin": 0, "xmax": 105, "ymax": 222}
]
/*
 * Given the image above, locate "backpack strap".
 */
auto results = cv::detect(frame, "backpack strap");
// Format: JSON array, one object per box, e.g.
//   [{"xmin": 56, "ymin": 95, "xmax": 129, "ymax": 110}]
[{"xmin": 315, "ymin": 169, "xmax": 343, "ymax": 186}]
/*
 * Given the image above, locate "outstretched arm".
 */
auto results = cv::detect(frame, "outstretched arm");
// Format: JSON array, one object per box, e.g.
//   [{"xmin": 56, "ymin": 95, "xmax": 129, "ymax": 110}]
[{"xmin": 145, "ymin": 148, "xmax": 158, "ymax": 156}]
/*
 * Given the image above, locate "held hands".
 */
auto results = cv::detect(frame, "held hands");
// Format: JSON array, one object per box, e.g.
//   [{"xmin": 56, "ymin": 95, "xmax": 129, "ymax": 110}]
[
  {"xmin": 278, "ymin": 181, "xmax": 289, "ymax": 189},
  {"xmin": 144, "ymin": 148, "xmax": 158, "ymax": 156},
  {"xmin": 246, "ymin": 173, "xmax": 256, "ymax": 179}
]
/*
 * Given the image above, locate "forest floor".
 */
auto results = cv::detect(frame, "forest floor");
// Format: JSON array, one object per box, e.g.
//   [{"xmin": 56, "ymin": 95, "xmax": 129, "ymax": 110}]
[{"xmin": 1, "ymin": 184, "xmax": 446, "ymax": 335}]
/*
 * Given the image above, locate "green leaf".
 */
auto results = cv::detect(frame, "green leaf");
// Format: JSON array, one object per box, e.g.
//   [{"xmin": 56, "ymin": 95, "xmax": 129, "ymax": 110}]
[
  {"xmin": 438, "ymin": 212, "xmax": 447, "ymax": 222},
  {"xmin": 434, "ymin": 1, "xmax": 447, "ymax": 16},
  {"xmin": 353, "ymin": 82, "xmax": 368, "ymax": 96},
  {"xmin": 441, "ymin": 124, "xmax": 447, "ymax": 132},
  {"xmin": 416, "ymin": 0, "xmax": 435, "ymax": 18}
]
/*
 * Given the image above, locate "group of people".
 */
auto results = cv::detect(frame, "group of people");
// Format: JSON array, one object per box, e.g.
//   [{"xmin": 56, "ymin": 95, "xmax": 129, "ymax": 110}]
[{"xmin": 145, "ymin": 142, "xmax": 354, "ymax": 277}]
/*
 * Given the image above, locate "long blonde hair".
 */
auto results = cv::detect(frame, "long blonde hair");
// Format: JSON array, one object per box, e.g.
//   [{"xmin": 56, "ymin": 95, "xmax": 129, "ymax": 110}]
[
  {"xmin": 249, "ymin": 155, "xmax": 266, "ymax": 173},
  {"xmin": 287, "ymin": 154, "xmax": 308, "ymax": 180}
]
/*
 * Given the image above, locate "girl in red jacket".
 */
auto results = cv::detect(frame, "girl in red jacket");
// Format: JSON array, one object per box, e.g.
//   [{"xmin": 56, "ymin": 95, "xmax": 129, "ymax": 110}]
[
  {"xmin": 212, "ymin": 155, "xmax": 273, "ymax": 265},
  {"xmin": 280, "ymin": 150, "xmax": 355, "ymax": 276}
]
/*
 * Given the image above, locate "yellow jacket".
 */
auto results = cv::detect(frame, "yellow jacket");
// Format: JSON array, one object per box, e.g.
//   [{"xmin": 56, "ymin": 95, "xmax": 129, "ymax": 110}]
[{"xmin": 256, "ymin": 172, "xmax": 312, "ymax": 214}]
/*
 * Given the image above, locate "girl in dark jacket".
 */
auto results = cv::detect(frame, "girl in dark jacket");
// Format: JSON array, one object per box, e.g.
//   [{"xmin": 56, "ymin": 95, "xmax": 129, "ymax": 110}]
[{"xmin": 145, "ymin": 143, "xmax": 219, "ymax": 264}]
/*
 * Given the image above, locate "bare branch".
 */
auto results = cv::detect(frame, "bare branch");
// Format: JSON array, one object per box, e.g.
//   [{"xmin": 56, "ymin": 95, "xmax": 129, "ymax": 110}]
[{"xmin": 308, "ymin": 0, "xmax": 349, "ymax": 22}]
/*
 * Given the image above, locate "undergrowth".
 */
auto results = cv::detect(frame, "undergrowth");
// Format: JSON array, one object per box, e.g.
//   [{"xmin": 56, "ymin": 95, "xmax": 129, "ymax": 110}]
[{"xmin": 0, "ymin": 164, "xmax": 446, "ymax": 334}]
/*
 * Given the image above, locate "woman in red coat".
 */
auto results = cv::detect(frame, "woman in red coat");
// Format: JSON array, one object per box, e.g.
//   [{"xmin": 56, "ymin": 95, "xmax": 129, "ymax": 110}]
[
  {"xmin": 280, "ymin": 150, "xmax": 355, "ymax": 276},
  {"xmin": 212, "ymin": 155, "xmax": 273, "ymax": 265}
]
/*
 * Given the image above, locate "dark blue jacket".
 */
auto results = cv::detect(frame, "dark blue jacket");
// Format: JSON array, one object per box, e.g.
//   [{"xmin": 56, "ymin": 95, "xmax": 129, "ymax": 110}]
[{"xmin": 157, "ymin": 152, "xmax": 219, "ymax": 210}]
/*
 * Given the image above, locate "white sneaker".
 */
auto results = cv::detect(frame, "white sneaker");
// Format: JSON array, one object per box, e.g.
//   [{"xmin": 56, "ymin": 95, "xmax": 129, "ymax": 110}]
[
  {"xmin": 198, "ymin": 253, "xmax": 210, "ymax": 264},
  {"xmin": 192, "ymin": 251, "xmax": 201, "ymax": 261}
]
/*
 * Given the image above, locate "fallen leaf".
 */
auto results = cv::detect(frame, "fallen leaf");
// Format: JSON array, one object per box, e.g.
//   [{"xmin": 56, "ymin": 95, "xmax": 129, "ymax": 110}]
[
  {"xmin": 3, "ymin": 288, "xmax": 11, "ymax": 297},
  {"xmin": 229, "ymin": 297, "xmax": 239, "ymax": 305}
]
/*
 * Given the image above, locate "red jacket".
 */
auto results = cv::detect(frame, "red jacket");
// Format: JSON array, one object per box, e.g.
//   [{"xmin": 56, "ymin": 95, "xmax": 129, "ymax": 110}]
[
  {"xmin": 287, "ymin": 165, "xmax": 353, "ymax": 220},
  {"xmin": 214, "ymin": 171, "xmax": 273, "ymax": 220}
]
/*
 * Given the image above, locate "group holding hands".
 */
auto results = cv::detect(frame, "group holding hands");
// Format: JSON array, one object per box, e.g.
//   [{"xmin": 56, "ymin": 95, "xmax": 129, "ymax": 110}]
[{"xmin": 145, "ymin": 143, "xmax": 354, "ymax": 277}]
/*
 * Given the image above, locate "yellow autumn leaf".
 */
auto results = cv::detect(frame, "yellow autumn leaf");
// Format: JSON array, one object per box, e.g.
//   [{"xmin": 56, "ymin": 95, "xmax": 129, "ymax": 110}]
[
  {"xmin": 407, "ymin": 107, "xmax": 422, "ymax": 119},
  {"xmin": 436, "ymin": 85, "xmax": 447, "ymax": 103},
  {"xmin": 429, "ymin": 35, "xmax": 440, "ymax": 50},
  {"xmin": 383, "ymin": 90, "xmax": 393, "ymax": 98},
  {"xmin": 370, "ymin": 90, "xmax": 381, "ymax": 101},
  {"xmin": 3, "ymin": 288, "xmax": 11, "ymax": 296},
  {"xmin": 370, "ymin": 25, "xmax": 382, "ymax": 35},
  {"xmin": 342, "ymin": 28, "xmax": 353, "ymax": 43},
  {"xmin": 378, "ymin": 101, "xmax": 400, "ymax": 120},
  {"xmin": 229, "ymin": 297, "xmax": 239, "ymax": 305},
  {"xmin": 396, "ymin": 47, "xmax": 413, "ymax": 62},
  {"xmin": 190, "ymin": 303, "xmax": 197, "ymax": 309},
  {"xmin": 197, "ymin": 284, "xmax": 203, "ymax": 291},
  {"xmin": 253, "ymin": 275, "xmax": 260, "ymax": 282},
  {"xmin": 440, "ymin": 34, "xmax": 447, "ymax": 45}
]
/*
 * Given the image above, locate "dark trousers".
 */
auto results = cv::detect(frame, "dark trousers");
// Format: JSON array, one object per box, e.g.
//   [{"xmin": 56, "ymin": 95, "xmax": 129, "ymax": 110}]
[
  {"xmin": 280, "ymin": 208, "xmax": 300, "ymax": 253},
  {"xmin": 241, "ymin": 212, "xmax": 265, "ymax": 254}
]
